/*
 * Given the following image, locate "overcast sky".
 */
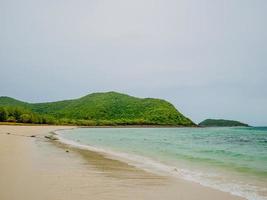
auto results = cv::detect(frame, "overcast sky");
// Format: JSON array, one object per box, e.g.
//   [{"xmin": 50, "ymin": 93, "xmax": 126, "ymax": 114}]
[{"xmin": 0, "ymin": 0, "xmax": 266, "ymax": 126}]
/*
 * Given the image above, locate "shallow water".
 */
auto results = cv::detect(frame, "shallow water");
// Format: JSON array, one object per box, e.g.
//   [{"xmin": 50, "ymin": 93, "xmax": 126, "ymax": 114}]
[{"xmin": 59, "ymin": 127, "xmax": 267, "ymax": 200}]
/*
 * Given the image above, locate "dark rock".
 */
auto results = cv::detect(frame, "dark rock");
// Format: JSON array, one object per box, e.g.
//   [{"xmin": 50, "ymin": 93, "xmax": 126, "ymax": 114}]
[{"xmin": 44, "ymin": 135, "xmax": 58, "ymax": 141}]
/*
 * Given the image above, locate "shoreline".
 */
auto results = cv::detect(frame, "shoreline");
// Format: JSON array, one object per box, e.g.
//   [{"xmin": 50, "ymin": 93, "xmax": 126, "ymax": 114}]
[
  {"xmin": 0, "ymin": 122, "xmax": 198, "ymax": 128},
  {"xmin": 0, "ymin": 125, "xmax": 245, "ymax": 200}
]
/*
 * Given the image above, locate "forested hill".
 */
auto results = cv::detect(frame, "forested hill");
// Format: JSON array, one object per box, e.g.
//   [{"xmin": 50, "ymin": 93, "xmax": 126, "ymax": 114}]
[
  {"xmin": 0, "ymin": 92, "xmax": 195, "ymax": 126},
  {"xmin": 199, "ymin": 119, "xmax": 249, "ymax": 127}
]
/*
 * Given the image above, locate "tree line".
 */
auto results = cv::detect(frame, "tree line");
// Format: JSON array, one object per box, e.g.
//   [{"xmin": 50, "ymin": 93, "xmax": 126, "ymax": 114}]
[
  {"xmin": 0, "ymin": 106, "xmax": 56, "ymax": 124},
  {"xmin": 0, "ymin": 106, "xmax": 168, "ymax": 126}
]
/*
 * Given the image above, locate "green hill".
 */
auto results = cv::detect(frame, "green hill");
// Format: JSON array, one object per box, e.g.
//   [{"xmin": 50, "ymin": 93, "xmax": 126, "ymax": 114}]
[
  {"xmin": 199, "ymin": 119, "xmax": 249, "ymax": 127},
  {"xmin": 0, "ymin": 92, "xmax": 195, "ymax": 126},
  {"xmin": 0, "ymin": 97, "xmax": 29, "ymax": 107}
]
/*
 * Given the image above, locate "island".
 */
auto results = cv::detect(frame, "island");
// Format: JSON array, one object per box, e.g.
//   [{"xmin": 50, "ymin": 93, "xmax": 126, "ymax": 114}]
[
  {"xmin": 0, "ymin": 91, "xmax": 195, "ymax": 126},
  {"xmin": 199, "ymin": 119, "xmax": 250, "ymax": 127}
]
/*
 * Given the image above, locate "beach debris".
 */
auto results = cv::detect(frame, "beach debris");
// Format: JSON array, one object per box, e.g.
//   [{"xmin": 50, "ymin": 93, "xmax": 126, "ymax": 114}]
[
  {"xmin": 44, "ymin": 135, "xmax": 58, "ymax": 141},
  {"xmin": 65, "ymin": 150, "xmax": 69, "ymax": 153},
  {"xmin": 2, "ymin": 132, "xmax": 38, "ymax": 138},
  {"xmin": 173, "ymin": 168, "xmax": 178, "ymax": 172}
]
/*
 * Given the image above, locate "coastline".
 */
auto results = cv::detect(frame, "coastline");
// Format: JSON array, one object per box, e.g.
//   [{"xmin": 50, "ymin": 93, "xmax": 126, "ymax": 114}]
[
  {"xmin": 0, "ymin": 122, "xmax": 198, "ymax": 128},
  {"xmin": 0, "ymin": 125, "xmax": 245, "ymax": 200}
]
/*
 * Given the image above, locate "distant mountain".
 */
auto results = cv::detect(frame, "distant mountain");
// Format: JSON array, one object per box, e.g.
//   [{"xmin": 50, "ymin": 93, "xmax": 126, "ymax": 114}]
[
  {"xmin": 199, "ymin": 119, "xmax": 249, "ymax": 127},
  {"xmin": 0, "ymin": 92, "xmax": 195, "ymax": 126}
]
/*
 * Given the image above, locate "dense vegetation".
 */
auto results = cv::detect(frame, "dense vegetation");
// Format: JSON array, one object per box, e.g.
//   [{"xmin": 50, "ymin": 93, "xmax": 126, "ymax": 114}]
[
  {"xmin": 0, "ymin": 106, "xmax": 55, "ymax": 124},
  {"xmin": 0, "ymin": 92, "xmax": 195, "ymax": 126},
  {"xmin": 199, "ymin": 119, "xmax": 249, "ymax": 127}
]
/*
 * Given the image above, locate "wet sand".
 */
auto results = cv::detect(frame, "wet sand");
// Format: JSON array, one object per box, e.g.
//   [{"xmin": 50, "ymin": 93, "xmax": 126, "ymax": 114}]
[{"xmin": 0, "ymin": 125, "xmax": 244, "ymax": 200}]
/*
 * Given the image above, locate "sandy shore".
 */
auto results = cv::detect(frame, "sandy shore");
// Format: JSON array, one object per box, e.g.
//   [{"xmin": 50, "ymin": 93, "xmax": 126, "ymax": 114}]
[{"xmin": 0, "ymin": 125, "xmax": 245, "ymax": 200}]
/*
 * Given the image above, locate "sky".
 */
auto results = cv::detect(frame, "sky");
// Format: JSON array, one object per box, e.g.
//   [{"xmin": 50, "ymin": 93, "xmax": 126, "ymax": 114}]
[{"xmin": 0, "ymin": 0, "xmax": 266, "ymax": 126}]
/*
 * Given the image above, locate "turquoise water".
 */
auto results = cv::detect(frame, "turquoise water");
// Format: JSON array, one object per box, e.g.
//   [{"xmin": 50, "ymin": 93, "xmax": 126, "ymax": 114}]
[{"xmin": 59, "ymin": 127, "xmax": 267, "ymax": 200}]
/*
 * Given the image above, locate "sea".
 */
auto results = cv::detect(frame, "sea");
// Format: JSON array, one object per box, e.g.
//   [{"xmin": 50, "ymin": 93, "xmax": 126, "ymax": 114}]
[{"xmin": 57, "ymin": 127, "xmax": 267, "ymax": 200}]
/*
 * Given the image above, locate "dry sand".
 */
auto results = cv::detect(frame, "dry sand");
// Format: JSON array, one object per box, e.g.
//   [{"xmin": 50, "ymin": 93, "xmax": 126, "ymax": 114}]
[{"xmin": 0, "ymin": 125, "xmax": 245, "ymax": 200}]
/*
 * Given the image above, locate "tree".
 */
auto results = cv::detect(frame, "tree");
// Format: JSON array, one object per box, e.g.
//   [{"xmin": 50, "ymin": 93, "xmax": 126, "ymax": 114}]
[
  {"xmin": 0, "ymin": 107, "xmax": 8, "ymax": 121},
  {"xmin": 20, "ymin": 114, "xmax": 32, "ymax": 123},
  {"xmin": 6, "ymin": 116, "xmax": 16, "ymax": 122}
]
